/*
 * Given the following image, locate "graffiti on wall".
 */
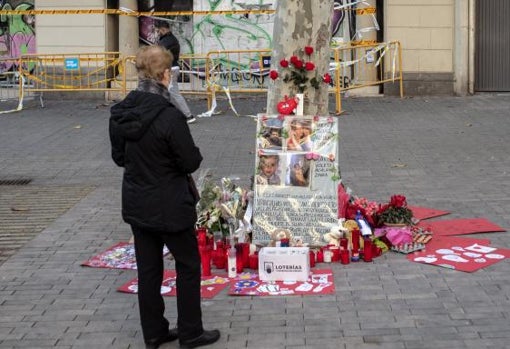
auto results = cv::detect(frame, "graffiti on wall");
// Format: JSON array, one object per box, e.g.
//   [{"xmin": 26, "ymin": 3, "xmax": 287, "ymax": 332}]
[
  {"xmin": 0, "ymin": 0, "xmax": 35, "ymax": 71},
  {"xmin": 137, "ymin": 0, "xmax": 378, "ymax": 90}
]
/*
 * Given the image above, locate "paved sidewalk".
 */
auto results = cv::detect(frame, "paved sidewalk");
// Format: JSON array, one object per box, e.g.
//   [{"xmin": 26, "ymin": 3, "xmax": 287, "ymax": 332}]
[{"xmin": 0, "ymin": 94, "xmax": 509, "ymax": 349}]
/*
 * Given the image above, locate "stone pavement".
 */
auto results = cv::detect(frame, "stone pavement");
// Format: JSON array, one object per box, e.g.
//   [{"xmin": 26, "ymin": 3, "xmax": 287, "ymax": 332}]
[{"xmin": 0, "ymin": 93, "xmax": 509, "ymax": 349}]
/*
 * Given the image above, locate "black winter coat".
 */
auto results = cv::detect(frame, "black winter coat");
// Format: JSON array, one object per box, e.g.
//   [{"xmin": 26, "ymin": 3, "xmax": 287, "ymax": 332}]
[
  {"xmin": 109, "ymin": 90, "xmax": 202, "ymax": 233},
  {"xmin": 158, "ymin": 32, "xmax": 180, "ymax": 67}
]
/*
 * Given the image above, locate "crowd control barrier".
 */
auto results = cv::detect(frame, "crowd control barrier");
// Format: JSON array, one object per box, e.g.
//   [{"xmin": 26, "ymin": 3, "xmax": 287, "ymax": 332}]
[
  {"xmin": 331, "ymin": 40, "xmax": 403, "ymax": 113},
  {"xmin": 19, "ymin": 52, "xmax": 123, "ymax": 104}
]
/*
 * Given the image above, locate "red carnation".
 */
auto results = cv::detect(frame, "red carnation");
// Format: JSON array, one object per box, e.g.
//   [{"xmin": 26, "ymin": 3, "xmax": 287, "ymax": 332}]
[
  {"xmin": 323, "ymin": 73, "xmax": 332, "ymax": 84},
  {"xmin": 390, "ymin": 194, "xmax": 407, "ymax": 208},
  {"xmin": 280, "ymin": 59, "xmax": 289, "ymax": 68},
  {"xmin": 269, "ymin": 70, "xmax": 279, "ymax": 80},
  {"xmin": 293, "ymin": 59, "xmax": 304, "ymax": 69},
  {"xmin": 304, "ymin": 46, "xmax": 314, "ymax": 55},
  {"xmin": 289, "ymin": 55, "xmax": 299, "ymax": 64},
  {"xmin": 305, "ymin": 62, "xmax": 315, "ymax": 71}
]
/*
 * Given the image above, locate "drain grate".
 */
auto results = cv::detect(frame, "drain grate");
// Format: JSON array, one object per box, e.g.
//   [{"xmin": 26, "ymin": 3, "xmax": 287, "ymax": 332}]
[{"xmin": 0, "ymin": 178, "xmax": 32, "ymax": 186}]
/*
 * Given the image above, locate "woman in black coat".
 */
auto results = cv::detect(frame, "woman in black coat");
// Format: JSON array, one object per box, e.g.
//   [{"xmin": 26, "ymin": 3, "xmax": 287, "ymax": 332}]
[{"xmin": 109, "ymin": 45, "xmax": 219, "ymax": 349}]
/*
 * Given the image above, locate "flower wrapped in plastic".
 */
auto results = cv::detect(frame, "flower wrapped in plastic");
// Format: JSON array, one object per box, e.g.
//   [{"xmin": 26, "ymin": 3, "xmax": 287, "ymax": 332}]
[{"xmin": 195, "ymin": 170, "xmax": 252, "ymax": 242}]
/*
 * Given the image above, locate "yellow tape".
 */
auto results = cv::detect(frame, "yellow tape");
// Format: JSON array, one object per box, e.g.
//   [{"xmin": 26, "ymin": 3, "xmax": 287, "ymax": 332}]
[
  {"xmin": 355, "ymin": 7, "xmax": 376, "ymax": 15},
  {"xmin": 0, "ymin": 9, "xmax": 275, "ymax": 16}
]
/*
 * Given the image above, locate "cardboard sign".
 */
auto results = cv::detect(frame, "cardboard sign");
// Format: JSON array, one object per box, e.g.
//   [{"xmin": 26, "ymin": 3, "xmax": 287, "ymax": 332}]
[{"xmin": 258, "ymin": 247, "xmax": 310, "ymax": 281}]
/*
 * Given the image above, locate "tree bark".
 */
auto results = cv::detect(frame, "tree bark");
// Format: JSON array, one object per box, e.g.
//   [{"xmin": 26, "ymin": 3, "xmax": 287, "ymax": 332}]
[
  {"xmin": 267, "ymin": 0, "xmax": 334, "ymax": 115},
  {"xmin": 119, "ymin": 0, "xmax": 139, "ymax": 79}
]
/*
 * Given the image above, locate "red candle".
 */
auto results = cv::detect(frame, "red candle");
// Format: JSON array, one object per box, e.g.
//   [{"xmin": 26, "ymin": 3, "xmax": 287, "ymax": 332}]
[
  {"xmin": 340, "ymin": 249, "xmax": 350, "ymax": 264},
  {"xmin": 200, "ymin": 247, "xmax": 211, "ymax": 276},
  {"xmin": 197, "ymin": 228, "xmax": 207, "ymax": 247},
  {"xmin": 340, "ymin": 237, "xmax": 348, "ymax": 250},
  {"xmin": 309, "ymin": 250, "xmax": 316, "ymax": 268},
  {"xmin": 316, "ymin": 249, "xmax": 324, "ymax": 263},
  {"xmin": 242, "ymin": 243, "xmax": 250, "ymax": 268},
  {"xmin": 363, "ymin": 237, "xmax": 373, "ymax": 262},
  {"xmin": 249, "ymin": 252, "xmax": 259, "ymax": 270},
  {"xmin": 235, "ymin": 244, "xmax": 244, "ymax": 273},
  {"xmin": 330, "ymin": 247, "xmax": 340, "ymax": 262},
  {"xmin": 351, "ymin": 229, "xmax": 360, "ymax": 253}
]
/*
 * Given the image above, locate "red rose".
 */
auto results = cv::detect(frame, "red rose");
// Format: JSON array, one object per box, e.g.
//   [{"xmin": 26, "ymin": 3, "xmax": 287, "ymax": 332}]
[
  {"xmin": 304, "ymin": 46, "xmax": 314, "ymax": 55},
  {"xmin": 323, "ymin": 73, "xmax": 332, "ymax": 84},
  {"xmin": 390, "ymin": 194, "xmax": 407, "ymax": 208},
  {"xmin": 293, "ymin": 59, "xmax": 303, "ymax": 69},
  {"xmin": 280, "ymin": 59, "xmax": 289, "ymax": 68},
  {"xmin": 304, "ymin": 62, "xmax": 315, "ymax": 71},
  {"xmin": 269, "ymin": 70, "xmax": 279, "ymax": 80},
  {"xmin": 289, "ymin": 55, "xmax": 299, "ymax": 64}
]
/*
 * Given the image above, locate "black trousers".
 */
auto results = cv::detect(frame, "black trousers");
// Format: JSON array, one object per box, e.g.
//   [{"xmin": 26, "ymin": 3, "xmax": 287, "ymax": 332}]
[{"xmin": 132, "ymin": 226, "xmax": 203, "ymax": 342}]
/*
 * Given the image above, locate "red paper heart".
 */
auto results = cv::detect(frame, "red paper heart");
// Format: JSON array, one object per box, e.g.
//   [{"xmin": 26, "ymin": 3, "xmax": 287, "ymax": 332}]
[{"xmin": 277, "ymin": 96, "xmax": 298, "ymax": 115}]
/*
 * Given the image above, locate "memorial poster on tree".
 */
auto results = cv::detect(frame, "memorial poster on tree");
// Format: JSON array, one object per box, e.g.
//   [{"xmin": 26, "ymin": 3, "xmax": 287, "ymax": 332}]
[{"xmin": 252, "ymin": 114, "xmax": 341, "ymax": 246}]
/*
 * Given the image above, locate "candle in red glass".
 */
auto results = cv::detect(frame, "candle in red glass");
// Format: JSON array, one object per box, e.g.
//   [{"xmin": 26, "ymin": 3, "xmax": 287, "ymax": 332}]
[
  {"xmin": 200, "ymin": 247, "xmax": 211, "ymax": 276},
  {"xmin": 340, "ymin": 249, "xmax": 350, "ymax": 264},
  {"xmin": 316, "ymin": 248, "xmax": 324, "ymax": 263},
  {"xmin": 340, "ymin": 237, "xmax": 348, "ymax": 250},
  {"xmin": 363, "ymin": 237, "xmax": 373, "ymax": 262},
  {"xmin": 330, "ymin": 247, "xmax": 340, "ymax": 262},
  {"xmin": 249, "ymin": 252, "xmax": 259, "ymax": 270},
  {"xmin": 309, "ymin": 250, "xmax": 316, "ymax": 268},
  {"xmin": 235, "ymin": 244, "xmax": 244, "ymax": 273},
  {"xmin": 351, "ymin": 229, "xmax": 360, "ymax": 253},
  {"xmin": 242, "ymin": 243, "xmax": 250, "ymax": 268},
  {"xmin": 373, "ymin": 244, "xmax": 382, "ymax": 257},
  {"xmin": 197, "ymin": 228, "xmax": 207, "ymax": 247}
]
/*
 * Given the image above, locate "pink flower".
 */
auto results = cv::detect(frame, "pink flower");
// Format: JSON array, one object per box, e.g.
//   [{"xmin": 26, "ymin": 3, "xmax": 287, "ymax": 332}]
[
  {"xmin": 280, "ymin": 59, "xmax": 289, "ymax": 68},
  {"xmin": 323, "ymin": 73, "xmax": 332, "ymax": 84},
  {"xmin": 305, "ymin": 62, "xmax": 315, "ymax": 71},
  {"xmin": 304, "ymin": 46, "xmax": 314, "ymax": 55},
  {"xmin": 269, "ymin": 70, "xmax": 279, "ymax": 80}
]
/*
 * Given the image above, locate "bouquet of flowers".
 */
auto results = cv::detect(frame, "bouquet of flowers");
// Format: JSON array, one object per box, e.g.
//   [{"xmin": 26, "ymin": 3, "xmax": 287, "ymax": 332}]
[
  {"xmin": 269, "ymin": 46, "xmax": 332, "ymax": 95},
  {"xmin": 195, "ymin": 170, "xmax": 252, "ymax": 240},
  {"xmin": 376, "ymin": 194, "xmax": 414, "ymax": 226}
]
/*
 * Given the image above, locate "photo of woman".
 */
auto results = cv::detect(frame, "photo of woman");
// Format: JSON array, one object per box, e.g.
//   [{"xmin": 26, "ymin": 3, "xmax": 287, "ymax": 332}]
[{"xmin": 286, "ymin": 118, "xmax": 314, "ymax": 152}]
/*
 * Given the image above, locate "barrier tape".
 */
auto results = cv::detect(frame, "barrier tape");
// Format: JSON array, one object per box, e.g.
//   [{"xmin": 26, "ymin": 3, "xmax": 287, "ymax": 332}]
[
  {"xmin": 0, "ymin": 75, "xmax": 24, "ymax": 114},
  {"xmin": 0, "ymin": 9, "xmax": 275, "ymax": 16}
]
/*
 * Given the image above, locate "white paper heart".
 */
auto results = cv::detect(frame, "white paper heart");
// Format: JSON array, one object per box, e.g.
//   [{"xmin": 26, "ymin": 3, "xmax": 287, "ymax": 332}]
[
  {"xmin": 414, "ymin": 256, "xmax": 437, "ymax": 263},
  {"xmin": 442, "ymin": 254, "xmax": 469, "ymax": 263}
]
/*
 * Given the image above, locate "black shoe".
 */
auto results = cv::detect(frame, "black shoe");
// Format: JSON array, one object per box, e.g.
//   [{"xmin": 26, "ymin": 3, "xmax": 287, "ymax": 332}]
[
  {"xmin": 186, "ymin": 115, "xmax": 196, "ymax": 124},
  {"xmin": 179, "ymin": 329, "xmax": 220, "ymax": 348},
  {"xmin": 145, "ymin": 328, "xmax": 178, "ymax": 349}
]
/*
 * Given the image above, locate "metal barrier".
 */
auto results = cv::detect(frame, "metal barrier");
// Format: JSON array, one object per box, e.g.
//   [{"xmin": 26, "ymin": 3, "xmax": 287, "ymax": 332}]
[
  {"xmin": 0, "ymin": 58, "xmax": 44, "ymax": 112},
  {"xmin": 5, "ymin": 45, "xmax": 401, "ymax": 115},
  {"xmin": 19, "ymin": 52, "xmax": 123, "ymax": 101},
  {"xmin": 331, "ymin": 40, "xmax": 404, "ymax": 113},
  {"xmin": 120, "ymin": 54, "xmax": 211, "ymax": 97}
]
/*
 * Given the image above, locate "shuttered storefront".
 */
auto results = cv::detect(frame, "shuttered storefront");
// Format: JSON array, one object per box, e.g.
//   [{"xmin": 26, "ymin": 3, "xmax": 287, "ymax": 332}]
[{"xmin": 475, "ymin": 0, "xmax": 510, "ymax": 91}]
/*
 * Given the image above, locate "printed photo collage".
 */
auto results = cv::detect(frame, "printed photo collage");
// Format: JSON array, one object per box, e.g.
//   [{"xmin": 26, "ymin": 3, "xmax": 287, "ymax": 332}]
[{"xmin": 255, "ymin": 114, "xmax": 336, "ymax": 189}]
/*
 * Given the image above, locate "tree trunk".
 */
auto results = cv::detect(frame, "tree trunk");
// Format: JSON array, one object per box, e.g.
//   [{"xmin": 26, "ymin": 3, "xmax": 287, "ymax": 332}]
[
  {"xmin": 119, "ymin": 0, "xmax": 139, "ymax": 79},
  {"xmin": 267, "ymin": 0, "xmax": 334, "ymax": 115}
]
